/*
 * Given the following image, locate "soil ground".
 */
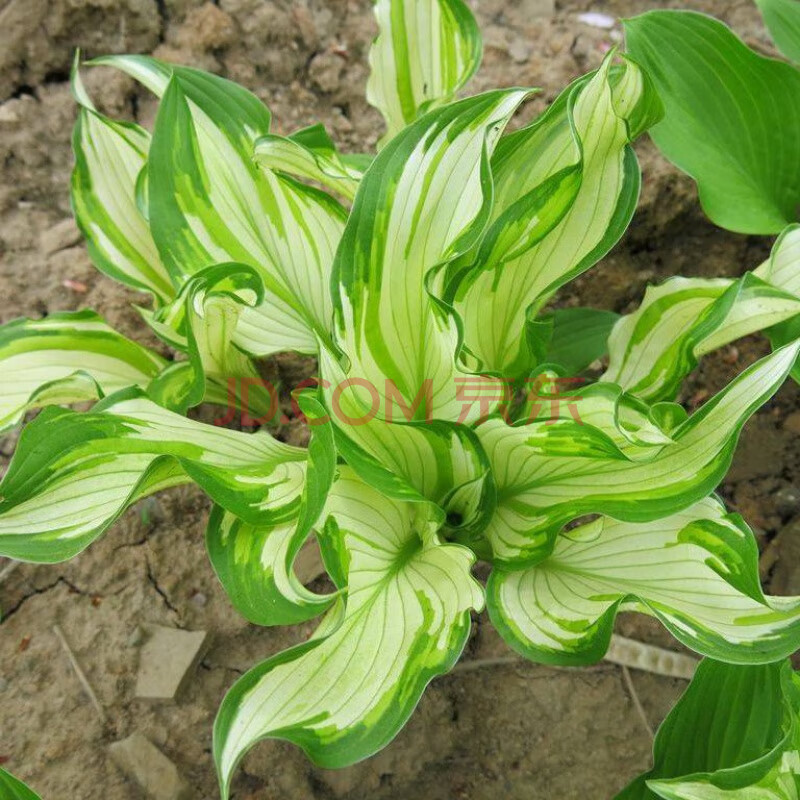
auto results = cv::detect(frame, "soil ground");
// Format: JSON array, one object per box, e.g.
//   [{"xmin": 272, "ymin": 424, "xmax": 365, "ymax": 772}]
[{"xmin": 1, "ymin": 1, "xmax": 798, "ymax": 798}]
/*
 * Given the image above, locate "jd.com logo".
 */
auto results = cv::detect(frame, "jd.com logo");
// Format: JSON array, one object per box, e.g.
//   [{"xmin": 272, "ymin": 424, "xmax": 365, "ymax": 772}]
[{"xmin": 214, "ymin": 374, "xmax": 585, "ymax": 427}]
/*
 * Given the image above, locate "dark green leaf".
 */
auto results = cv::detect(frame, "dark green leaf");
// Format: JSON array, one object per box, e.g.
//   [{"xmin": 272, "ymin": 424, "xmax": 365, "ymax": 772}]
[
  {"xmin": 757, "ymin": 0, "xmax": 800, "ymax": 63},
  {"xmin": 544, "ymin": 307, "xmax": 619, "ymax": 374},
  {"xmin": 625, "ymin": 10, "xmax": 800, "ymax": 234},
  {"xmin": 615, "ymin": 660, "xmax": 795, "ymax": 799},
  {"xmin": 0, "ymin": 769, "xmax": 41, "ymax": 800}
]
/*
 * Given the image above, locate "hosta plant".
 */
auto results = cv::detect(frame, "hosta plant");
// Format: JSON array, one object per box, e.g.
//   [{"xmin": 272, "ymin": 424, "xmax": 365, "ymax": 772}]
[
  {"xmin": 624, "ymin": 3, "xmax": 800, "ymax": 236},
  {"xmin": 3, "ymin": 1, "xmax": 800, "ymax": 796},
  {"xmin": 619, "ymin": 5, "xmax": 800, "ymax": 385},
  {"xmin": 622, "ymin": 656, "xmax": 800, "ymax": 799},
  {"xmin": 0, "ymin": 768, "xmax": 39, "ymax": 800}
]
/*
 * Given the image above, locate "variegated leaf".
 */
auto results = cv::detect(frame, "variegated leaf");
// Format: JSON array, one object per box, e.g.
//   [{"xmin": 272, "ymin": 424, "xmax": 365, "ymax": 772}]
[
  {"xmin": 97, "ymin": 57, "xmax": 346, "ymax": 358},
  {"xmin": 0, "ymin": 310, "xmax": 165, "ymax": 433},
  {"xmin": 604, "ymin": 226, "xmax": 800, "ymax": 400},
  {"xmin": 0, "ymin": 388, "xmax": 313, "ymax": 562},
  {"xmin": 366, "ymin": 0, "xmax": 482, "ymax": 144},
  {"xmin": 649, "ymin": 769, "xmax": 800, "ymax": 800},
  {"xmin": 517, "ymin": 380, "xmax": 674, "ymax": 457},
  {"xmin": 254, "ymin": 124, "xmax": 366, "ymax": 202},
  {"xmin": 318, "ymin": 341, "xmax": 496, "ymax": 550},
  {"xmin": 71, "ymin": 59, "xmax": 173, "ymax": 303},
  {"xmin": 451, "ymin": 55, "xmax": 662, "ymax": 378},
  {"xmin": 141, "ymin": 263, "xmax": 274, "ymax": 416},
  {"xmin": 89, "ymin": 54, "xmax": 172, "ymax": 95},
  {"xmin": 205, "ymin": 394, "xmax": 338, "ymax": 626},
  {"xmin": 603, "ymin": 276, "xmax": 733, "ymax": 400},
  {"xmin": 488, "ymin": 497, "xmax": 800, "ymax": 666},
  {"xmin": 213, "ymin": 468, "xmax": 483, "ymax": 794},
  {"xmin": 206, "ymin": 514, "xmax": 333, "ymax": 628},
  {"xmin": 332, "ymin": 88, "xmax": 527, "ymax": 427},
  {"xmin": 478, "ymin": 342, "xmax": 800, "ymax": 565},
  {"xmin": 755, "ymin": 225, "xmax": 800, "ymax": 297},
  {"xmin": 696, "ymin": 276, "xmax": 800, "ymax": 357}
]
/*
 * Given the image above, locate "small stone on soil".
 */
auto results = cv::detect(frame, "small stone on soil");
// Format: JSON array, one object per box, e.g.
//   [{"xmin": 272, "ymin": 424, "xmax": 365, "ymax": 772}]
[
  {"xmin": 521, "ymin": 0, "xmax": 555, "ymax": 16},
  {"xmin": 127, "ymin": 626, "xmax": 145, "ymax": 648},
  {"xmin": 308, "ymin": 51, "xmax": 344, "ymax": 93},
  {"xmin": 292, "ymin": 4, "xmax": 318, "ymax": 50},
  {"xmin": 774, "ymin": 486, "xmax": 800, "ymax": 517},
  {"xmin": 785, "ymin": 411, "xmax": 800, "ymax": 435},
  {"xmin": 0, "ymin": 104, "xmax": 20, "ymax": 124},
  {"xmin": 577, "ymin": 11, "xmax": 617, "ymax": 29},
  {"xmin": 135, "ymin": 625, "xmax": 209, "ymax": 701},
  {"xmin": 62, "ymin": 278, "xmax": 88, "ymax": 293},
  {"xmin": 508, "ymin": 38, "xmax": 531, "ymax": 63},
  {"xmin": 39, "ymin": 218, "xmax": 81, "ymax": 255},
  {"xmin": 176, "ymin": 3, "xmax": 236, "ymax": 50},
  {"xmin": 108, "ymin": 732, "xmax": 191, "ymax": 800}
]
